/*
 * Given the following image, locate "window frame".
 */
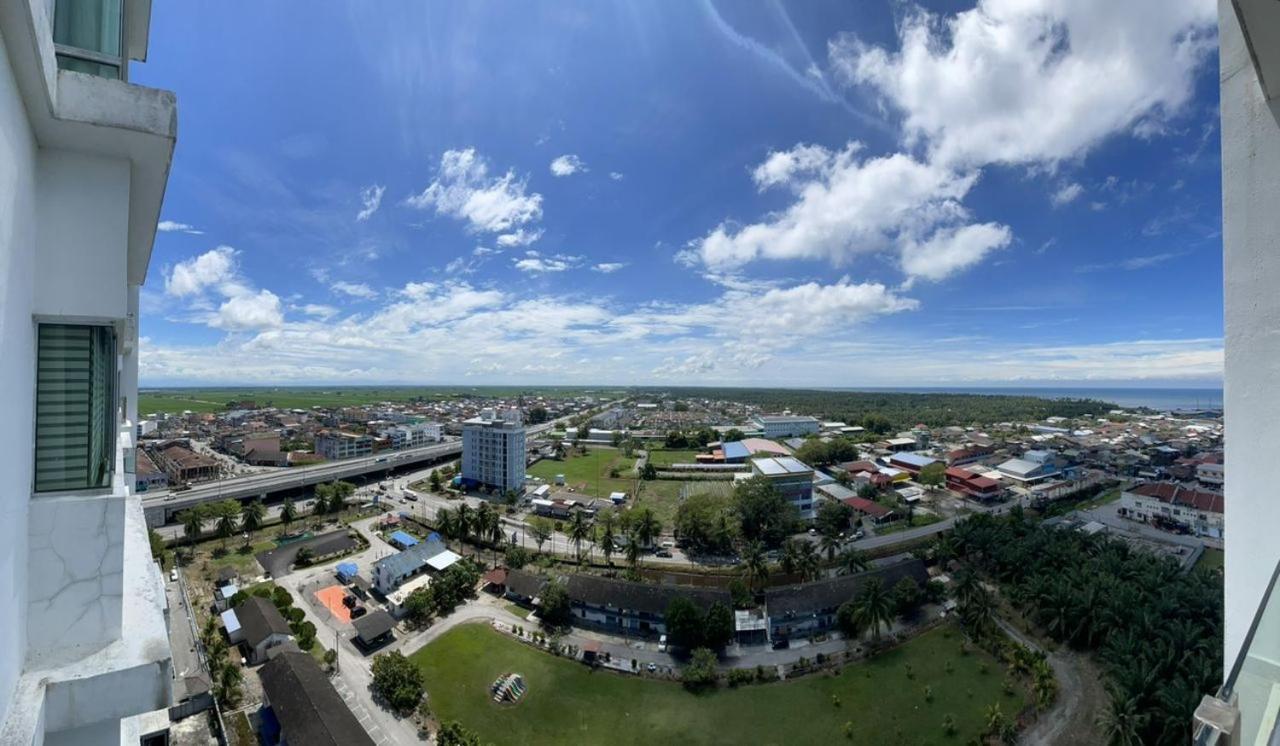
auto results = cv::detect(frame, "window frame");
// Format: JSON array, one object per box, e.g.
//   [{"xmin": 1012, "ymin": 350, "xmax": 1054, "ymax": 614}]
[
  {"xmin": 50, "ymin": 0, "xmax": 128, "ymax": 81},
  {"xmin": 32, "ymin": 319, "xmax": 121, "ymax": 496}
]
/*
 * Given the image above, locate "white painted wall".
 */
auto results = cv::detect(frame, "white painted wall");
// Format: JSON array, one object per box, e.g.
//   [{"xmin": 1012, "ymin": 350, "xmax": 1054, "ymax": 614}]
[
  {"xmin": 34, "ymin": 149, "xmax": 130, "ymax": 320},
  {"xmin": 0, "ymin": 26, "xmax": 39, "ymax": 730},
  {"xmin": 1221, "ymin": 0, "xmax": 1280, "ymax": 669}
]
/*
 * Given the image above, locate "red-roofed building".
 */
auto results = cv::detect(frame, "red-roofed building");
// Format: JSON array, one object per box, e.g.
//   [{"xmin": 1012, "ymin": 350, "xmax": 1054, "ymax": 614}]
[
  {"xmin": 841, "ymin": 496, "xmax": 896, "ymax": 524},
  {"xmin": 946, "ymin": 445, "xmax": 995, "ymax": 467},
  {"xmin": 945, "ymin": 467, "xmax": 1003, "ymax": 500},
  {"xmin": 1121, "ymin": 482, "xmax": 1224, "ymax": 538}
]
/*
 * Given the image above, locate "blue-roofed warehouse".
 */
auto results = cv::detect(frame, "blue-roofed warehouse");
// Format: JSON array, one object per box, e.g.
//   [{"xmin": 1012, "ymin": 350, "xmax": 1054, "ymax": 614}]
[
  {"xmin": 336, "ymin": 562, "xmax": 358, "ymax": 582},
  {"xmin": 387, "ymin": 530, "xmax": 418, "ymax": 549},
  {"xmin": 721, "ymin": 441, "xmax": 751, "ymax": 463}
]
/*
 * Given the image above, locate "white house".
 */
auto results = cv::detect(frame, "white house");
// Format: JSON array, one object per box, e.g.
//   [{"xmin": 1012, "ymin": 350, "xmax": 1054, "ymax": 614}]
[
  {"xmin": 0, "ymin": 0, "xmax": 177, "ymax": 741},
  {"xmin": 234, "ymin": 596, "xmax": 294, "ymax": 665}
]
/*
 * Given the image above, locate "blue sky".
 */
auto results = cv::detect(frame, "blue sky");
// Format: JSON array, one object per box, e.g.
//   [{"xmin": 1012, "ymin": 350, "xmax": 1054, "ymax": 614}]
[{"xmin": 133, "ymin": 0, "xmax": 1224, "ymax": 388}]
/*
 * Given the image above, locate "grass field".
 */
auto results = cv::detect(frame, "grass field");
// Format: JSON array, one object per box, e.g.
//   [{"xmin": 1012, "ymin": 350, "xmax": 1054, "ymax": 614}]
[
  {"xmin": 1196, "ymin": 547, "xmax": 1224, "ymax": 574},
  {"xmin": 414, "ymin": 624, "xmax": 1023, "ymax": 746},
  {"xmin": 646, "ymin": 448, "xmax": 705, "ymax": 467},
  {"xmin": 138, "ymin": 385, "xmax": 625, "ymax": 416}
]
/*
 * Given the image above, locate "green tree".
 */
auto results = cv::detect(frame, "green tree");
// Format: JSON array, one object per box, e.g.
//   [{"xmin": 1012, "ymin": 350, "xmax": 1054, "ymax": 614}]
[
  {"xmin": 723, "ymin": 428, "xmax": 745, "ymax": 442},
  {"xmin": 892, "ymin": 576, "xmax": 924, "ymax": 620},
  {"xmin": 211, "ymin": 500, "xmax": 240, "ymax": 547},
  {"xmin": 527, "ymin": 516, "xmax": 554, "ymax": 554},
  {"xmin": 734, "ymin": 476, "xmax": 797, "ymax": 548},
  {"xmin": 674, "ymin": 492, "xmax": 737, "ymax": 554},
  {"xmin": 504, "ymin": 545, "xmax": 531, "ymax": 569},
  {"xmin": 568, "ymin": 511, "xmax": 592, "ymax": 563},
  {"xmin": 148, "ymin": 528, "xmax": 166, "ymax": 560},
  {"xmin": 794, "ymin": 439, "xmax": 831, "ymax": 466},
  {"xmin": 597, "ymin": 511, "xmax": 617, "ymax": 565},
  {"xmin": 538, "ymin": 578, "xmax": 572, "ymax": 629},
  {"xmin": 664, "ymin": 596, "xmax": 705, "ymax": 649},
  {"xmin": 240, "ymin": 499, "xmax": 265, "ymax": 535},
  {"xmin": 838, "ymin": 547, "xmax": 870, "ymax": 575},
  {"xmin": 843, "ymin": 577, "xmax": 895, "ymax": 643},
  {"xmin": 815, "ymin": 500, "xmax": 854, "ymax": 541},
  {"xmin": 740, "ymin": 540, "xmax": 769, "ymax": 594},
  {"xmin": 280, "ymin": 497, "xmax": 297, "ymax": 530},
  {"xmin": 428, "ymin": 470, "xmax": 443, "ymax": 492},
  {"xmin": 682, "ymin": 647, "xmax": 719, "ymax": 691},
  {"xmin": 625, "ymin": 532, "xmax": 643, "ymax": 570},
  {"xmin": 640, "ymin": 462, "xmax": 657, "ymax": 480},
  {"xmin": 704, "ymin": 602, "xmax": 735, "ymax": 650},
  {"xmin": 436, "ymin": 721, "xmax": 481, "ymax": 746},
  {"xmin": 918, "ymin": 461, "xmax": 946, "ymax": 490},
  {"xmin": 179, "ymin": 505, "xmax": 206, "ymax": 546},
  {"xmin": 633, "ymin": 508, "xmax": 661, "ymax": 548},
  {"xmin": 371, "ymin": 651, "xmax": 425, "ymax": 714},
  {"xmin": 403, "ymin": 586, "xmax": 435, "ymax": 625}
]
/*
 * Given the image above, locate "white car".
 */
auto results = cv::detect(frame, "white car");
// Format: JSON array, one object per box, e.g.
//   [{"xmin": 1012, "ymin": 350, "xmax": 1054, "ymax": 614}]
[{"xmin": 658, "ymin": 635, "xmax": 668, "ymax": 652}]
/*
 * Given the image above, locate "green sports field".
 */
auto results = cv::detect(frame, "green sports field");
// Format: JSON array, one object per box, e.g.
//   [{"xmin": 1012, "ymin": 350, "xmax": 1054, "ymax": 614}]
[{"xmin": 413, "ymin": 623, "xmax": 1024, "ymax": 746}]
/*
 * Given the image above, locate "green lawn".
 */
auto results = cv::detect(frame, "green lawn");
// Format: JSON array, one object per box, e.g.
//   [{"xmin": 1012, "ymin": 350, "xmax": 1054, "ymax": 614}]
[
  {"xmin": 414, "ymin": 624, "xmax": 1023, "ymax": 746},
  {"xmin": 1196, "ymin": 548, "xmax": 1224, "ymax": 574},
  {"xmin": 646, "ymin": 448, "xmax": 705, "ymax": 468}
]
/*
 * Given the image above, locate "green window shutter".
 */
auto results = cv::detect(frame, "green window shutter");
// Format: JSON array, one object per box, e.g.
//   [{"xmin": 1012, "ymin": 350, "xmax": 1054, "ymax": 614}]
[{"xmin": 35, "ymin": 324, "xmax": 116, "ymax": 492}]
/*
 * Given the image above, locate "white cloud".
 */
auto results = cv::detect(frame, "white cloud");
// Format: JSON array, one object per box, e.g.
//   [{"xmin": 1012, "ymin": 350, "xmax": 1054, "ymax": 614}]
[
  {"xmin": 549, "ymin": 154, "xmax": 586, "ymax": 177},
  {"xmin": 406, "ymin": 148, "xmax": 543, "ymax": 235},
  {"xmin": 300, "ymin": 303, "xmax": 338, "ymax": 319},
  {"xmin": 687, "ymin": 142, "xmax": 1005, "ymax": 283},
  {"xmin": 331, "ymin": 281, "xmax": 379, "ymax": 299},
  {"xmin": 609, "ymin": 172, "xmax": 624, "ymax": 181},
  {"xmin": 213, "ymin": 290, "xmax": 283, "ymax": 331},
  {"xmin": 496, "ymin": 228, "xmax": 543, "ymax": 247},
  {"xmin": 165, "ymin": 246, "xmax": 238, "ymax": 297},
  {"xmin": 1051, "ymin": 182, "xmax": 1085, "ymax": 207},
  {"xmin": 899, "ymin": 223, "xmax": 1012, "ymax": 283},
  {"xmin": 514, "ymin": 252, "xmax": 582, "ymax": 273},
  {"xmin": 356, "ymin": 184, "xmax": 385, "ymax": 221},
  {"xmin": 1076, "ymin": 252, "xmax": 1184, "ymax": 273},
  {"xmin": 157, "ymin": 220, "xmax": 203, "ymax": 235},
  {"xmin": 832, "ymin": 0, "xmax": 1216, "ymax": 168},
  {"xmin": 592, "ymin": 262, "xmax": 628, "ymax": 274}
]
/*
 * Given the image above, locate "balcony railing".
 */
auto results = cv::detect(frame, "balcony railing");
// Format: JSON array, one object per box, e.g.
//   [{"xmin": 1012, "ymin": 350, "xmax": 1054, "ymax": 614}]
[{"xmin": 1194, "ymin": 556, "xmax": 1280, "ymax": 744}]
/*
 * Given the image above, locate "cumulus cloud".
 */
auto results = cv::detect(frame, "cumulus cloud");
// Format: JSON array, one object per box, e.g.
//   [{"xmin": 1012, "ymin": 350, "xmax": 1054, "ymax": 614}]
[
  {"xmin": 609, "ymin": 172, "xmax": 625, "ymax": 181},
  {"xmin": 213, "ymin": 290, "xmax": 284, "ymax": 331},
  {"xmin": 496, "ymin": 228, "xmax": 543, "ymax": 247},
  {"xmin": 406, "ymin": 148, "xmax": 543, "ymax": 236},
  {"xmin": 686, "ymin": 142, "xmax": 1006, "ymax": 283},
  {"xmin": 300, "ymin": 303, "xmax": 338, "ymax": 319},
  {"xmin": 1051, "ymin": 182, "xmax": 1085, "ymax": 207},
  {"xmin": 592, "ymin": 262, "xmax": 628, "ymax": 273},
  {"xmin": 832, "ymin": 0, "xmax": 1216, "ymax": 168},
  {"xmin": 356, "ymin": 184, "xmax": 385, "ymax": 221},
  {"xmin": 899, "ymin": 223, "xmax": 1013, "ymax": 283},
  {"xmin": 331, "ymin": 281, "xmax": 379, "ymax": 299},
  {"xmin": 157, "ymin": 220, "xmax": 203, "ymax": 235},
  {"xmin": 549, "ymin": 154, "xmax": 586, "ymax": 177},
  {"xmin": 165, "ymin": 246, "xmax": 238, "ymax": 297}
]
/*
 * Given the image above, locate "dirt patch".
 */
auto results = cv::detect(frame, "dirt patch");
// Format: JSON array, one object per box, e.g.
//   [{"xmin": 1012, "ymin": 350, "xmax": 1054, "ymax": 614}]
[{"xmin": 998, "ymin": 618, "xmax": 1107, "ymax": 745}]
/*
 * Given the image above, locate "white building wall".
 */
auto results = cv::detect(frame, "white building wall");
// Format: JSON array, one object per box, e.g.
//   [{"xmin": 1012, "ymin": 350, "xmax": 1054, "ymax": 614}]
[
  {"xmin": 1222, "ymin": 0, "xmax": 1280, "ymax": 668},
  {"xmin": 0, "ymin": 25, "xmax": 39, "ymax": 729}
]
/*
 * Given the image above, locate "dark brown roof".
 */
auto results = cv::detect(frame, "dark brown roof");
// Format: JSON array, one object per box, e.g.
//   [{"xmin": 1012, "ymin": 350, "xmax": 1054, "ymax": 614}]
[
  {"xmin": 260, "ymin": 651, "xmax": 375, "ymax": 746},
  {"xmin": 1129, "ymin": 482, "xmax": 1224, "ymax": 513},
  {"xmin": 765, "ymin": 559, "xmax": 929, "ymax": 617},
  {"xmin": 233, "ymin": 596, "xmax": 292, "ymax": 647},
  {"xmin": 353, "ymin": 610, "xmax": 396, "ymax": 643},
  {"xmin": 565, "ymin": 575, "xmax": 731, "ymax": 616},
  {"xmin": 504, "ymin": 569, "xmax": 549, "ymax": 599}
]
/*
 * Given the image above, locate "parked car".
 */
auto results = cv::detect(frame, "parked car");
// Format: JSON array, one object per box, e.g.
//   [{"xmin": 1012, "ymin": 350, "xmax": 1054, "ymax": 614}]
[
  {"xmin": 658, "ymin": 635, "xmax": 668, "ymax": 652},
  {"xmin": 771, "ymin": 638, "xmax": 790, "ymax": 650},
  {"xmin": 342, "ymin": 595, "xmax": 357, "ymax": 608},
  {"xmin": 655, "ymin": 549, "xmax": 672, "ymax": 558},
  {"xmin": 350, "ymin": 606, "xmax": 368, "ymax": 619}
]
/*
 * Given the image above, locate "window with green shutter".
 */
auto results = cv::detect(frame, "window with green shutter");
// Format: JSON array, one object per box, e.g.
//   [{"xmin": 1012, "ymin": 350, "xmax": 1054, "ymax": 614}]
[{"xmin": 34, "ymin": 324, "xmax": 117, "ymax": 492}]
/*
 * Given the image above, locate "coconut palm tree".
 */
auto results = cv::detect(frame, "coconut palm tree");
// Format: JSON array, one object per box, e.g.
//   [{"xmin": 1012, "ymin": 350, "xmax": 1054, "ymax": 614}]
[
  {"xmin": 741, "ymin": 540, "xmax": 769, "ymax": 594},
  {"xmin": 179, "ymin": 506, "xmax": 206, "ymax": 547},
  {"xmin": 624, "ymin": 531, "xmax": 643, "ymax": 570},
  {"xmin": 837, "ymin": 547, "xmax": 870, "ymax": 575},
  {"xmin": 818, "ymin": 530, "xmax": 842, "ymax": 562},
  {"xmin": 598, "ymin": 512, "xmax": 617, "ymax": 566},
  {"xmin": 240, "ymin": 499, "xmax": 265, "ymax": 536},
  {"xmin": 212, "ymin": 500, "xmax": 239, "ymax": 548},
  {"xmin": 456, "ymin": 503, "xmax": 474, "ymax": 548},
  {"xmin": 436, "ymin": 507, "xmax": 458, "ymax": 545},
  {"xmin": 1097, "ymin": 689, "xmax": 1147, "ymax": 746},
  {"xmin": 795, "ymin": 541, "xmax": 821, "ymax": 581},
  {"xmin": 476, "ymin": 502, "xmax": 494, "ymax": 546},
  {"xmin": 852, "ymin": 576, "xmax": 895, "ymax": 642},
  {"xmin": 568, "ymin": 511, "xmax": 592, "ymax": 563},
  {"xmin": 633, "ymin": 508, "xmax": 660, "ymax": 548},
  {"xmin": 280, "ymin": 497, "xmax": 297, "ymax": 531}
]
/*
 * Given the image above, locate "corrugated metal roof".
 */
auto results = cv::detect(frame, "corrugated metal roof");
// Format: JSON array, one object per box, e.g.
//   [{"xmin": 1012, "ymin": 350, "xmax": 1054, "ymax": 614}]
[
  {"xmin": 753, "ymin": 456, "xmax": 812, "ymax": 475},
  {"xmin": 722, "ymin": 441, "xmax": 750, "ymax": 460}
]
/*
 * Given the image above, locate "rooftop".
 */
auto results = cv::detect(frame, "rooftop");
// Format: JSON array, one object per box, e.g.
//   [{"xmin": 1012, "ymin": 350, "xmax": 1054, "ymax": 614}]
[
  {"xmin": 752, "ymin": 456, "xmax": 813, "ymax": 476},
  {"xmin": 260, "ymin": 651, "xmax": 374, "ymax": 746}
]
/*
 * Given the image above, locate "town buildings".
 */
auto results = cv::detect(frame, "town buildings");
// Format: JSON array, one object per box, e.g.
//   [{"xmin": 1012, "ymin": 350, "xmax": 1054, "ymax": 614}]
[
  {"xmin": 259, "ymin": 650, "xmax": 375, "ymax": 745},
  {"xmin": 371, "ymin": 536, "xmax": 461, "ymax": 595},
  {"xmin": 749, "ymin": 456, "xmax": 816, "ymax": 520},
  {"xmin": 1120, "ymin": 483, "xmax": 1224, "ymax": 539},
  {"xmin": 461, "ymin": 407, "xmax": 527, "ymax": 494},
  {"xmin": 751, "ymin": 414, "xmax": 820, "ymax": 439},
  {"xmin": 0, "ymin": 0, "xmax": 178, "ymax": 741},
  {"xmin": 315, "ymin": 430, "xmax": 374, "ymax": 461},
  {"xmin": 945, "ymin": 467, "xmax": 1003, "ymax": 500}
]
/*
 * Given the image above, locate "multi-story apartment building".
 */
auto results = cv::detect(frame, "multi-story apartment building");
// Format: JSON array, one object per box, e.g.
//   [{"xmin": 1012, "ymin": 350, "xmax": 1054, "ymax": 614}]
[
  {"xmin": 315, "ymin": 430, "xmax": 374, "ymax": 460},
  {"xmin": 0, "ymin": 0, "xmax": 177, "ymax": 742},
  {"xmin": 751, "ymin": 414, "xmax": 820, "ymax": 439},
  {"xmin": 461, "ymin": 408, "xmax": 526, "ymax": 495},
  {"xmin": 381, "ymin": 422, "xmax": 442, "ymax": 450},
  {"xmin": 750, "ymin": 456, "xmax": 816, "ymax": 520}
]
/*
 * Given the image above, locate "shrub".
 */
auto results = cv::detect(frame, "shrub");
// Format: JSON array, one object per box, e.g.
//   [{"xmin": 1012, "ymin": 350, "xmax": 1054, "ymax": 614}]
[
  {"xmin": 681, "ymin": 648, "xmax": 719, "ymax": 691},
  {"xmin": 727, "ymin": 669, "xmax": 754, "ymax": 687}
]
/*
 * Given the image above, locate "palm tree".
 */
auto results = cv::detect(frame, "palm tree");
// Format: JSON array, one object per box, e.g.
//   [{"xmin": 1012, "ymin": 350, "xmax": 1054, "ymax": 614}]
[
  {"xmin": 741, "ymin": 541, "xmax": 769, "ymax": 594},
  {"xmin": 476, "ymin": 502, "xmax": 494, "ymax": 548},
  {"xmin": 456, "ymin": 503, "xmax": 474, "ymax": 548},
  {"xmin": 837, "ymin": 547, "xmax": 870, "ymax": 575},
  {"xmin": 212, "ymin": 500, "xmax": 239, "ymax": 548},
  {"xmin": 932, "ymin": 534, "xmax": 957, "ymax": 568},
  {"xmin": 795, "ymin": 541, "xmax": 820, "ymax": 581},
  {"xmin": 819, "ymin": 530, "xmax": 842, "ymax": 562},
  {"xmin": 179, "ymin": 506, "xmax": 206, "ymax": 547},
  {"xmin": 436, "ymin": 507, "xmax": 458, "ymax": 545},
  {"xmin": 240, "ymin": 499, "xmax": 265, "ymax": 536},
  {"xmin": 280, "ymin": 497, "xmax": 297, "ymax": 531},
  {"xmin": 1097, "ymin": 689, "xmax": 1147, "ymax": 746},
  {"xmin": 634, "ymin": 508, "xmax": 660, "ymax": 548},
  {"xmin": 598, "ymin": 513, "xmax": 616, "ymax": 566},
  {"xmin": 624, "ymin": 532, "xmax": 643, "ymax": 570},
  {"xmin": 568, "ymin": 511, "xmax": 591, "ymax": 563},
  {"xmin": 781, "ymin": 539, "xmax": 802, "ymax": 575},
  {"xmin": 853, "ymin": 577, "xmax": 895, "ymax": 642},
  {"xmin": 484, "ymin": 509, "xmax": 503, "ymax": 563}
]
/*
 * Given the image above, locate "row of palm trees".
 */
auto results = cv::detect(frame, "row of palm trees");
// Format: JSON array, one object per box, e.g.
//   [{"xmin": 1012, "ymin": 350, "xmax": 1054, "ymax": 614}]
[
  {"xmin": 948, "ymin": 511, "xmax": 1222, "ymax": 745},
  {"xmin": 177, "ymin": 482, "xmax": 358, "ymax": 549},
  {"xmin": 737, "ymin": 539, "xmax": 871, "ymax": 594}
]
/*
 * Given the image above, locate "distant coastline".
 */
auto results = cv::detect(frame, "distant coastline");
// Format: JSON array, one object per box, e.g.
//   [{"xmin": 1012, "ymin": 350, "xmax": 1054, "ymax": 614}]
[{"xmin": 840, "ymin": 386, "xmax": 1223, "ymax": 412}]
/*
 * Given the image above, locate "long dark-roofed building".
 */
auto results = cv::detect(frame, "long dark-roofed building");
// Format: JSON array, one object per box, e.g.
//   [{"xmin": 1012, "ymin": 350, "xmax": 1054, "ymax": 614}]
[
  {"xmin": 565, "ymin": 574, "xmax": 731, "ymax": 637},
  {"xmin": 764, "ymin": 559, "xmax": 929, "ymax": 640},
  {"xmin": 259, "ymin": 650, "xmax": 374, "ymax": 746}
]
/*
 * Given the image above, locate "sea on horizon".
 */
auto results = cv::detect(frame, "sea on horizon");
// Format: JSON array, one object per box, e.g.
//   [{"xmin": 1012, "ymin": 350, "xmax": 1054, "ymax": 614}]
[{"xmin": 839, "ymin": 386, "xmax": 1224, "ymax": 412}]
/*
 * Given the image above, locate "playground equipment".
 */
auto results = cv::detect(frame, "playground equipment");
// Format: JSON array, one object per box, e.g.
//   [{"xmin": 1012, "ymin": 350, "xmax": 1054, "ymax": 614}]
[{"xmin": 490, "ymin": 673, "xmax": 527, "ymax": 704}]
